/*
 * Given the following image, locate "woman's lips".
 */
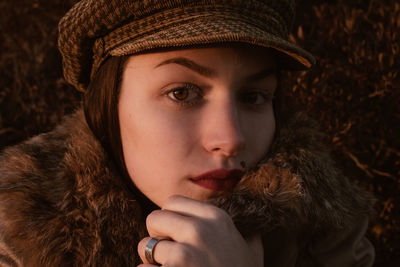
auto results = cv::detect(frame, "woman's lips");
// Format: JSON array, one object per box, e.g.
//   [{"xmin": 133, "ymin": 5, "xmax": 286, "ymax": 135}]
[{"xmin": 190, "ymin": 168, "xmax": 245, "ymax": 191}]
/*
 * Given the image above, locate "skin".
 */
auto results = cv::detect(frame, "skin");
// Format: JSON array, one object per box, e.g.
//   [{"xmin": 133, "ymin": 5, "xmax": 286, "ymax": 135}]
[{"xmin": 118, "ymin": 45, "xmax": 277, "ymax": 266}]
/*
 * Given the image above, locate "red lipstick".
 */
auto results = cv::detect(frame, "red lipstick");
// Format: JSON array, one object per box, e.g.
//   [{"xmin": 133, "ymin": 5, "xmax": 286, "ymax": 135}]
[{"xmin": 190, "ymin": 169, "xmax": 245, "ymax": 191}]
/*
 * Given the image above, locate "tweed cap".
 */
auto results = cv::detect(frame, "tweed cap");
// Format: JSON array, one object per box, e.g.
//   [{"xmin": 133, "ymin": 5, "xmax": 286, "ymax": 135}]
[{"xmin": 58, "ymin": 0, "xmax": 315, "ymax": 92}]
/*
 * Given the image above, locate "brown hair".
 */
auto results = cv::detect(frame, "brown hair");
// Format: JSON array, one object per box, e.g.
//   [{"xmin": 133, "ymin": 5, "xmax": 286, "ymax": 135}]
[{"xmin": 83, "ymin": 56, "xmax": 133, "ymax": 190}]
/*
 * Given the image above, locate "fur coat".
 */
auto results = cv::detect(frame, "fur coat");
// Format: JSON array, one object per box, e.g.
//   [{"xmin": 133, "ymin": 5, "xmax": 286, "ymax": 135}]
[{"xmin": 0, "ymin": 108, "xmax": 375, "ymax": 266}]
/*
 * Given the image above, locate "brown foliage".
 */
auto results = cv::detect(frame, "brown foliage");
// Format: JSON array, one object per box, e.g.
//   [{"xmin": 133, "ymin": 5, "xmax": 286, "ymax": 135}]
[
  {"xmin": 0, "ymin": 0, "xmax": 80, "ymax": 147},
  {"xmin": 290, "ymin": 1, "xmax": 400, "ymax": 265},
  {"xmin": 0, "ymin": 0, "xmax": 399, "ymax": 266}
]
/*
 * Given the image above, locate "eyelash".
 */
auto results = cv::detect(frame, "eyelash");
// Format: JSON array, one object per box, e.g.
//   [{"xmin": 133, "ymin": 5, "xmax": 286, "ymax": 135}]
[
  {"xmin": 164, "ymin": 83, "xmax": 274, "ymax": 108},
  {"xmin": 164, "ymin": 83, "xmax": 203, "ymax": 108},
  {"xmin": 240, "ymin": 91, "xmax": 275, "ymax": 105}
]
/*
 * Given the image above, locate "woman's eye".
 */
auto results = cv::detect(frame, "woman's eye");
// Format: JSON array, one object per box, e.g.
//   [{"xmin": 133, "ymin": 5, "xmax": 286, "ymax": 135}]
[
  {"xmin": 240, "ymin": 91, "xmax": 273, "ymax": 105},
  {"xmin": 165, "ymin": 84, "xmax": 202, "ymax": 106},
  {"xmin": 171, "ymin": 88, "xmax": 189, "ymax": 101}
]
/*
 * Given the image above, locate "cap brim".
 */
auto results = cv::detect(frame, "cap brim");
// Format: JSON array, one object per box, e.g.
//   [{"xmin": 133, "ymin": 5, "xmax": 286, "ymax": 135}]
[{"xmin": 109, "ymin": 17, "xmax": 315, "ymax": 70}]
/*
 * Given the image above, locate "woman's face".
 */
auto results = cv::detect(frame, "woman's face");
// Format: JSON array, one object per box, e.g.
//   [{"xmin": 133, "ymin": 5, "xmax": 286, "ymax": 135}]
[{"xmin": 118, "ymin": 46, "xmax": 277, "ymax": 207}]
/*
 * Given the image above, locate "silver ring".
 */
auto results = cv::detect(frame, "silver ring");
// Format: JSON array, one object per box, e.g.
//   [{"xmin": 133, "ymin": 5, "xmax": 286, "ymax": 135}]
[{"xmin": 145, "ymin": 237, "xmax": 164, "ymax": 265}]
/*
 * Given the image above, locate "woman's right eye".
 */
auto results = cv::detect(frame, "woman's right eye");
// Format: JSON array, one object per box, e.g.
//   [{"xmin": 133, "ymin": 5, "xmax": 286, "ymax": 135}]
[{"xmin": 165, "ymin": 84, "xmax": 203, "ymax": 107}]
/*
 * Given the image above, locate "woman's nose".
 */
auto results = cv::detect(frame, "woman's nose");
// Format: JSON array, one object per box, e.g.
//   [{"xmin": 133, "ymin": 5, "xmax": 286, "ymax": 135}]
[{"xmin": 202, "ymin": 100, "xmax": 246, "ymax": 157}]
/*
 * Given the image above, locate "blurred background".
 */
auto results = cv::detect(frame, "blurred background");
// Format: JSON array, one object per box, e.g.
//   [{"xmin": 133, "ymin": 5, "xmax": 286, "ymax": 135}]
[{"xmin": 0, "ymin": 0, "xmax": 398, "ymax": 265}]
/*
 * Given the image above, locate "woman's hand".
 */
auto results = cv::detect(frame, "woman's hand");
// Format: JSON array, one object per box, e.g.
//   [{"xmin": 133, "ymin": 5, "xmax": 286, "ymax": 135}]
[{"xmin": 137, "ymin": 195, "xmax": 263, "ymax": 267}]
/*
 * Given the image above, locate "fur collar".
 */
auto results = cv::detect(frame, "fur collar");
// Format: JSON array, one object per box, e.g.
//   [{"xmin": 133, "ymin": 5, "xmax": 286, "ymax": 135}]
[{"xmin": 0, "ymin": 108, "xmax": 373, "ymax": 265}]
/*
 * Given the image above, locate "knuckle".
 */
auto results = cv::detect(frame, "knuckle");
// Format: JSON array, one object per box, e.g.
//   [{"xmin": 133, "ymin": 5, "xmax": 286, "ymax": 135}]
[
  {"xmin": 173, "ymin": 243, "xmax": 193, "ymax": 263},
  {"xmin": 209, "ymin": 206, "xmax": 230, "ymax": 221},
  {"xmin": 184, "ymin": 220, "xmax": 203, "ymax": 242},
  {"xmin": 208, "ymin": 208, "xmax": 235, "ymax": 233},
  {"xmin": 145, "ymin": 209, "xmax": 162, "ymax": 228}
]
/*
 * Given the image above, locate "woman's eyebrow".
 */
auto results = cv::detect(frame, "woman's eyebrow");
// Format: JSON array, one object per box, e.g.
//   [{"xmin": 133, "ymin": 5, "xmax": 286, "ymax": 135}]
[{"xmin": 155, "ymin": 57, "xmax": 217, "ymax": 78}]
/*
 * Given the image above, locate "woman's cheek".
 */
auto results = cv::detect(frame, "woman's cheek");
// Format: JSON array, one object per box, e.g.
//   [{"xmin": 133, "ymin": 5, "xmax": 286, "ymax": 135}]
[
  {"xmin": 242, "ymin": 107, "xmax": 276, "ymax": 164},
  {"xmin": 131, "ymin": 110, "xmax": 196, "ymax": 176}
]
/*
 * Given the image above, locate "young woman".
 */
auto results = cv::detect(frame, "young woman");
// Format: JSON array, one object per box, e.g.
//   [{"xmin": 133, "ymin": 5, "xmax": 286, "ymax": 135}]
[{"xmin": 0, "ymin": 0, "xmax": 375, "ymax": 266}]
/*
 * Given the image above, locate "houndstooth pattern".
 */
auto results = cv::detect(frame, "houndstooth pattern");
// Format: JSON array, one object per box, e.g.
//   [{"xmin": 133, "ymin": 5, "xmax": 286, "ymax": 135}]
[{"xmin": 58, "ymin": 0, "xmax": 311, "ymax": 92}]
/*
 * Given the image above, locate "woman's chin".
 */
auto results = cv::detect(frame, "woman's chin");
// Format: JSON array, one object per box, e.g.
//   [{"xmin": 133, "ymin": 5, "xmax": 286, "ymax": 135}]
[{"xmin": 175, "ymin": 184, "xmax": 231, "ymax": 202}]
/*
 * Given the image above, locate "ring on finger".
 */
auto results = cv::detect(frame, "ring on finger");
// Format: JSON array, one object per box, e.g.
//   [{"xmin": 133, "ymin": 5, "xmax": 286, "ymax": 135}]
[{"xmin": 145, "ymin": 237, "xmax": 168, "ymax": 265}]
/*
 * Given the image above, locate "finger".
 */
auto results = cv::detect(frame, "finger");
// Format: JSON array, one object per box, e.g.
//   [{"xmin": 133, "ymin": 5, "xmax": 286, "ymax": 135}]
[
  {"xmin": 138, "ymin": 236, "xmax": 176, "ymax": 265},
  {"xmin": 146, "ymin": 209, "xmax": 197, "ymax": 242},
  {"xmin": 162, "ymin": 195, "xmax": 227, "ymax": 220}
]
